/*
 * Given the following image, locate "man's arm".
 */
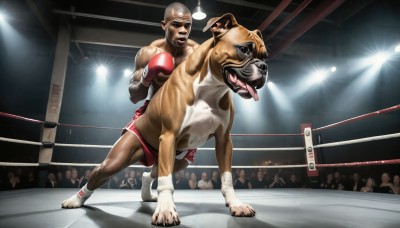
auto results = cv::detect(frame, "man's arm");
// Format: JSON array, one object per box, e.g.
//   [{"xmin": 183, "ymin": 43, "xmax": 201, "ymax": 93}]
[
  {"xmin": 129, "ymin": 46, "xmax": 157, "ymax": 104},
  {"xmin": 129, "ymin": 46, "xmax": 174, "ymax": 104}
]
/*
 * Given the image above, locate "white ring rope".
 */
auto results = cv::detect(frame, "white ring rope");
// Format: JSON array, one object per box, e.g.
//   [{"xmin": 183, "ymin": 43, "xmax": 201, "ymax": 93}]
[
  {"xmin": 0, "ymin": 137, "xmax": 42, "ymax": 146},
  {"xmin": 313, "ymin": 132, "xmax": 400, "ymax": 149},
  {"xmin": 54, "ymin": 143, "xmax": 113, "ymax": 149},
  {"xmin": 0, "ymin": 162, "xmax": 39, "ymax": 167}
]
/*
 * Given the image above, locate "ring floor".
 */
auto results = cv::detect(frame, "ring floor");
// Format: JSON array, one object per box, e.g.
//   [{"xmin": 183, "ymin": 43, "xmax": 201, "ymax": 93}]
[{"xmin": 0, "ymin": 188, "xmax": 399, "ymax": 228}]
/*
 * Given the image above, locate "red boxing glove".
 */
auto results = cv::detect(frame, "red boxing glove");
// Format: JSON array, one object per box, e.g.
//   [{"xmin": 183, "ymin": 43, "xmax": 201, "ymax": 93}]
[{"xmin": 141, "ymin": 52, "xmax": 174, "ymax": 87}]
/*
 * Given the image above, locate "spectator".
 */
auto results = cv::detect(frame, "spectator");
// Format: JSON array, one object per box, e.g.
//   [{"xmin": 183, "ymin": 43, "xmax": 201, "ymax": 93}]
[
  {"xmin": 211, "ymin": 170, "xmax": 221, "ymax": 189},
  {"xmin": 392, "ymin": 175, "xmax": 399, "ymax": 195},
  {"xmin": 135, "ymin": 170, "xmax": 143, "ymax": 189},
  {"xmin": 60, "ymin": 169, "xmax": 72, "ymax": 188},
  {"xmin": 377, "ymin": 172, "xmax": 396, "ymax": 194},
  {"xmin": 188, "ymin": 172, "xmax": 198, "ymax": 189},
  {"xmin": 56, "ymin": 171, "xmax": 63, "ymax": 186},
  {"xmin": 349, "ymin": 173, "xmax": 364, "ymax": 192},
  {"xmin": 46, "ymin": 172, "xmax": 58, "ymax": 188},
  {"xmin": 360, "ymin": 178, "xmax": 376, "ymax": 193},
  {"xmin": 320, "ymin": 173, "xmax": 334, "ymax": 189},
  {"xmin": 7, "ymin": 171, "xmax": 20, "ymax": 190},
  {"xmin": 198, "ymin": 172, "xmax": 213, "ymax": 190},
  {"xmin": 184, "ymin": 171, "xmax": 190, "ymax": 181},
  {"xmin": 251, "ymin": 170, "xmax": 268, "ymax": 189},
  {"xmin": 120, "ymin": 169, "xmax": 139, "ymax": 189},
  {"xmin": 333, "ymin": 171, "xmax": 344, "ymax": 190},
  {"xmin": 68, "ymin": 168, "xmax": 80, "ymax": 188},
  {"xmin": 79, "ymin": 169, "xmax": 92, "ymax": 188},
  {"xmin": 108, "ymin": 175, "xmax": 120, "ymax": 189},
  {"xmin": 269, "ymin": 173, "xmax": 285, "ymax": 188},
  {"xmin": 174, "ymin": 170, "xmax": 189, "ymax": 189},
  {"xmin": 234, "ymin": 169, "xmax": 252, "ymax": 189},
  {"xmin": 27, "ymin": 170, "xmax": 37, "ymax": 188},
  {"xmin": 285, "ymin": 174, "xmax": 302, "ymax": 188}
]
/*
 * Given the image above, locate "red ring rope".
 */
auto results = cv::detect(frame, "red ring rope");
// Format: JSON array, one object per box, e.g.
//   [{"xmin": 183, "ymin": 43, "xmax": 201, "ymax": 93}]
[{"xmin": 316, "ymin": 159, "xmax": 400, "ymax": 168}]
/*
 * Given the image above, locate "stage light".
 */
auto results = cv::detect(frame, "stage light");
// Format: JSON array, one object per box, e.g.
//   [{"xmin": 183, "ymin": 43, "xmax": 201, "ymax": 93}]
[
  {"xmin": 124, "ymin": 69, "xmax": 132, "ymax": 77},
  {"xmin": 0, "ymin": 13, "xmax": 5, "ymax": 22},
  {"xmin": 267, "ymin": 81, "xmax": 274, "ymax": 88},
  {"xmin": 372, "ymin": 52, "xmax": 389, "ymax": 65},
  {"xmin": 311, "ymin": 70, "xmax": 327, "ymax": 83},
  {"xmin": 395, "ymin": 44, "xmax": 400, "ymax": 53},
  {"xmin": 330, "ymin": 66, "xmax": 337, "ymax": 72},
  {"xmin": 96, "ymin": 65, "xmax": 108, "ymax": 77},
  {"xmin": 192, "ymin": 0, "xmax": 206, "ymax": 20}
]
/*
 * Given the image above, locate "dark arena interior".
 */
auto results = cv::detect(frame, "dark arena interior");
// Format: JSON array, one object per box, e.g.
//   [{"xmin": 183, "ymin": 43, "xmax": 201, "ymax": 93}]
[{"xmin": 0, "ymin": 0, "xmax": 399, "ymax": 227}]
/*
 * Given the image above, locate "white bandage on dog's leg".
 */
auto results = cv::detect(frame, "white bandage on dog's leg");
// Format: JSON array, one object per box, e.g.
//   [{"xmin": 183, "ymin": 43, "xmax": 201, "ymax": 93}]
[
  {"xmin": 157, "ymin": 174, "xmax": 174, "ymax": 194},
  {"xmin": 62, "ymin": 183, "xmax": 93, "ymax": 208},
  {"xmin": 221, "ymin": 171, "xmax": 238, "ymax": 206},
  {"xmin": 141, "ymin": 171, "xmax": 157, "ymax": 201}
]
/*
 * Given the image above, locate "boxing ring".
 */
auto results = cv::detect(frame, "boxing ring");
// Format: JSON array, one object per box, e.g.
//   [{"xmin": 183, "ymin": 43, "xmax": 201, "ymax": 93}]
[{"xmin": 1, "ymin": 104, "xmax": 400, "ymax": 227}]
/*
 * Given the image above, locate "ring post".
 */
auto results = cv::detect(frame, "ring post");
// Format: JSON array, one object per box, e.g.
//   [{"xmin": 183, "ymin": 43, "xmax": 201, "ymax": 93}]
[
  {"xmin": 301, "ymin": 123, "xmax": 319, "ymax": 178},
  {"xmin": 38, "ymin": 17, "xmax": 70, "ymax": 188}
]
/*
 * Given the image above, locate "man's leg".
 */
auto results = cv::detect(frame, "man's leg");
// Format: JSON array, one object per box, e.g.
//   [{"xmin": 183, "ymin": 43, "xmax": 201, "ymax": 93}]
[
  {"xmin": 62, "ymin": 132, "xmax": 144, "ymax": 208},
  {"xmin": 141, "ymin": 159, "xmax": 189, "ymax": 202}
]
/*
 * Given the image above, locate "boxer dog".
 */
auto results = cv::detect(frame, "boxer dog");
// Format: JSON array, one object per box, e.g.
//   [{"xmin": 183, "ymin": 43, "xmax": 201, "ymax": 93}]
[{"xmin": 134, "ymin": 13, "xmax": 268, "ymax": 225}]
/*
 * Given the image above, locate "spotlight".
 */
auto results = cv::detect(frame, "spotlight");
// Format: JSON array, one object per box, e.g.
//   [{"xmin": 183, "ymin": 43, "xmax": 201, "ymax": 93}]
[
  {"xmin": 124, "ymin": 69, "xmax": 132, "ymax": 77},
  {"xmin": 0, "ymin": 13, "xmax": 4, "ymax": 22},
  {"xmin": 311, "ymin": 70, "xmax": 327, "ymax": 83},
  {"xmin": 330, "ymin": 66, "xmax": 337, "ymax": 72},
  {"xmin": 96, "ymin": 65, "xmax": 108, "ymax": 77},
  {"xmin": 395, "ymin": 44, "xmax": 400, "ymax": 53},
  {"xmin": 372, "ymin": 52, "xmax": 389, "ymax": 65},
  {"xmin": 267, "ymin": 81, "xmax": 274, "ymax": 88},
  {"xmin": 192, "ymin": 0, "xmax": 206, "ymax": 20}
]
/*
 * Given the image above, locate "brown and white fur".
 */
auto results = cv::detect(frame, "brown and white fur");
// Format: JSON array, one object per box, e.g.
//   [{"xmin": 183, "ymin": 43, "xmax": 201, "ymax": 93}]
[{"xmin": 133, "ymin": 13, "xmax": 268, "ymax": 226}]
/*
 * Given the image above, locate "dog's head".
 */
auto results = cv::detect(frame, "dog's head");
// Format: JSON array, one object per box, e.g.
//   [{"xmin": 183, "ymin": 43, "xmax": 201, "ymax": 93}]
[{"xmin": 204, "ymin": 13, "xmax": 268, "ymax": 101}]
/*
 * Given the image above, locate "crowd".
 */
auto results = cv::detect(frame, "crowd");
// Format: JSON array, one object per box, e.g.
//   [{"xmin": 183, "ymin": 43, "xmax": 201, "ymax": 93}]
[{"xmin": 0, "ymin": 166, "xmax": 399, "ymax": 195}]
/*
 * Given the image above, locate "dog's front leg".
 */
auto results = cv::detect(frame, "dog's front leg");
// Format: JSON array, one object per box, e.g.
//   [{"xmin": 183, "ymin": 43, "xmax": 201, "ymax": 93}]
[
  {"xmin": 215, "ymin": 132, "xmax": 256, "ymax": 217},
  {"xmin": 151, "ymin": 131, "xmax": 180, "ymax": 226}
]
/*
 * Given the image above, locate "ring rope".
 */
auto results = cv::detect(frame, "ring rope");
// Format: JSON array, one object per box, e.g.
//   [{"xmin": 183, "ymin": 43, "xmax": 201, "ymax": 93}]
[
  {"xmin": 0, "ymin": 137, "xmax": 43, "ymax": 146},
  {"xmin": 313, "ymin": 132, "xmax": 400, "ymax": 149},
  {"xmin": 316, "ymin": 159, "xmax": 400, "ymax": 168},
  {"xmin": 312, "ymin": 104, "xmax": 400, "ymax": 132},
  {"xmin": 0, "ymin": 162, "xmax": 40, "ymax": 167},
  {"xmin": 0, "ymin": 112, "xmax": 44, "ymax": 124}
]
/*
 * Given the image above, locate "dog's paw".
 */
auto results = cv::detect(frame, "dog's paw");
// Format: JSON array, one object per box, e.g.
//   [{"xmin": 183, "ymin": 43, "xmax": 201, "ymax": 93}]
[
  {"xmin": 151, "ymin": 190, "xmax": 180, "ymax": 226},
  {"xmin": 229, "ymin": 199, "xmax": 256, "ymax": 217}
]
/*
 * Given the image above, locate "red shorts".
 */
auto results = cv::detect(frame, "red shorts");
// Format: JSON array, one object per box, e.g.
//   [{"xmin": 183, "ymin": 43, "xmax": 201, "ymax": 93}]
[{"xmin": 123, "ymin": 101, "xmax": 196, "ymax": 166}]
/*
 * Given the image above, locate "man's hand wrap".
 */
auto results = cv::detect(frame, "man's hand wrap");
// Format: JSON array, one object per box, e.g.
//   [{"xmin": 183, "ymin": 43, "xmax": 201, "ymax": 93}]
[{"xmin": 141, "ymin": 52, "xmax": 174, "ymax": 87}]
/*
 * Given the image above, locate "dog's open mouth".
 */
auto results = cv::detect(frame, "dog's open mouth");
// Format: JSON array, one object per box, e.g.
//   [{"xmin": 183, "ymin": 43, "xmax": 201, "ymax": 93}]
[{"xmin": 226, "ymin": 70, "xmax": 264, "ymax": 101}]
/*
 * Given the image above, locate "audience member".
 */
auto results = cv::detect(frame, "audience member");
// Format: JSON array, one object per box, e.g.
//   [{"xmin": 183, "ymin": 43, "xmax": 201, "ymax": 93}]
[
  {"xmin": 285, "ymin": 174, "xmax": 302, "ymax": 188},
  {"xmin": 79, "ymin": 169, "xmax": 92, "ymax": 188},
  {"xmin": 174, "ymin": 170, "xmax": 189, "ymax": 189},
  {"xmin": 360, "ymin": 178, "xmax": 376, "ymax": 193},
  {"xmin": 377, "ymin": 172, "xmax": 396, "ymax": 194},
  {"xmin": 60, "ymin": 169, "xmax": 72, "ymax": 188},
  {"xmin": 46, "ymin": 172, "xmax": 58, "ymax": 188},
  {"xmin": 6, "ymin": 171, "xmax": 20, "ymax": 190},
  {"xmin": 211, "ymin": 170, "xmax": 221, "ymax": 189},
  {"xmin": 198, "ymin": 172, "xmax": 213, "ymax": 190},
  {"xmin": 27, "ymin": 170, "xmax": 37, "ymax": 188},
  {"xmin": 251, "ymin": 170, "xmax": 269, "ymax": 189},
  {"xmin": 320, "ymin": 173, "xmax": 334, "ymax": 189},
  {"xmin": 188, "ymin": 172, "xmax": 198, "ymax": 189},
  {"xmin": 333, "ymin": 171, "xmax": 345, "ymax": 190},
  {"xmin": 120, "ymin": 169, "xmax": 139, "ymax": 189},
  {"xmin": 68, "ymin": 168, "xmax": 80, "ymax": 188},
  {"xmin": 348, "ymin": 172, "xmax": 364, "ymax": 192},
  {"xmin": 392, "ymin": 174, "xmax": 399, "ymax": 195},
  {"xmin": 234, "ymin": 169, "xmax": 252, "ymax": 189},
  {"xmin": 269, "ymin": 173, "xmax": 285, "ymax": 188},
  {"xmin": 108, "ymin": 175, "xmax": 120, "ymax": 189}
]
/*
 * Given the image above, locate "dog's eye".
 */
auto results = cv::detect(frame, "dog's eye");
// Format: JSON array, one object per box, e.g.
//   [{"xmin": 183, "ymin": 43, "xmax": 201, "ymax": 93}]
[{"xmin": 236, "ymin": 44, "xmax": 252, "ymax": 59}]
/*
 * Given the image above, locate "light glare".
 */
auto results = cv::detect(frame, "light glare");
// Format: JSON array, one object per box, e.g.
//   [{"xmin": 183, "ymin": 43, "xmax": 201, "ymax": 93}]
[
  {"xmin": 395, "ymin": 44, "xmax": 400, "ymax": 53},
  {"xmin": 124, "ymin": 69, "xmax": 132, "ymax": 77},
  {"xmin": 330, "ymin": 66, "xmax": 337, "ymax": 72},
  {"xmin": 372, "ymin": 52, "xmax": 389, "ymax": 65},
  {"xmin": 312, "ymin": 70, "xmax": 327, "ymax": 83},
  {"xmin": 96, "ymin": 65, "xmax": 108, "ymax": 77},
  {"xmin": 0, "ymin": 13, "xmax": 4, "ymax": 22}
]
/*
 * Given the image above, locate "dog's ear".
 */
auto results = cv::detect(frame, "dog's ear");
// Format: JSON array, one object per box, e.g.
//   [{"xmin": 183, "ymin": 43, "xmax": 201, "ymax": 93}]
[
  {"xmin": 202, "ymin": 13, "xmax": 239, "ymax": 38},
  {"xmin": 253, "ymin": 29, "xmax": 263, "ymax": 41}
]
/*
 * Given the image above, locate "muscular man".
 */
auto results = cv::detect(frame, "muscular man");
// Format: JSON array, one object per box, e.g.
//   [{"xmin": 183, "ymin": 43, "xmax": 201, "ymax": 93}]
[{"xmin": 62, "ymin": 2, "xmax": 198, "ymax": 208}]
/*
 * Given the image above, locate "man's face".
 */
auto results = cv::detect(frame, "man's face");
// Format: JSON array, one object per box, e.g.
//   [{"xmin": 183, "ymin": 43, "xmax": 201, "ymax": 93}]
[{"xmin": 163, "ymin": 11, "xmax": 192, "ymax": 48}]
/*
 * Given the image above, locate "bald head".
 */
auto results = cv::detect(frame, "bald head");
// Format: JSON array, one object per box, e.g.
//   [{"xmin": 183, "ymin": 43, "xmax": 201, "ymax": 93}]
[{"xmin": 164, "ymin": 2, "xmax": 191, "ymax": 22}]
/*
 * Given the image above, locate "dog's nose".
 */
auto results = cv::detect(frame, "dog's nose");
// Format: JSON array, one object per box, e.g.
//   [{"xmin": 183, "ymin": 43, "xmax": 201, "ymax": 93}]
[{"xmin": 256, "ymin": 61, "xmax": 267, "ymax": 72}]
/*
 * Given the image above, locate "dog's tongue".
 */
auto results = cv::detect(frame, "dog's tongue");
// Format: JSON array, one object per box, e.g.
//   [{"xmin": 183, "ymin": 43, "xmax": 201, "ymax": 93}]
[{"xmin": 246, "ymin": 84, "xmax": 259, "ymax": 101}]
